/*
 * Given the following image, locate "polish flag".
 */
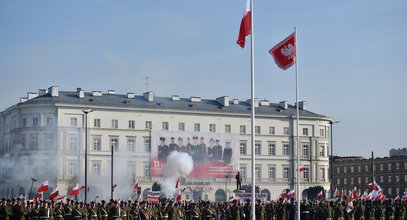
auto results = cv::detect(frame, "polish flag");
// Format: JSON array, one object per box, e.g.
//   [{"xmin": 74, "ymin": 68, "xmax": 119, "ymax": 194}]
[
  {"xmin": 56, "ymin": 195, "xmax": 66, "ymax": 201},
  {"xmin": 69, "ymin": 184, "xmax": 81, "ymax": 196},
  {"xmin": 269, "ymin": 32, "xmax": 296, "ymax": 70},
  {"xmin": 49, "ymin": 188, "xmax": 59, "ymax": 201},
  {"xmin": 236, "ymin": 0, "xmax": 251, "ymax": 48},
  {"xmin": 34, "ymin": 192, "xmax": 43, "ymax": 202},
  {"xmin": 175, "ymin": 191, "xmax": 182, "ymax": 202},
  {"xmin": 394, "ymin": 195, "xmax": 400, "ymax": 201},
  {"xmin": 37, "ymin": 180, "xmax": 49, "ymax": 193},
  {"xmin": 361, "ymin": 191, "xmax": 368, "ymax": 200},
  {"xmin": 333, "ymin": 188, "xmax": 339, "ymax": 198},
  {"xmin": 296, "ymin": 166, "xmax": 305, "ymax": 172},
  {"xmin": 341, "ymin": 190, "xmax": 345, "ymax": 200},
  {"xmin": 402, "ymin": 192, "xmax": 407, "ymax": 201},
  {"xmin": 112, "ymin": 184, "xmax": 118, "ymax": 192},
  {"xmin": 280, "ymin": 191, "xmax": 287, "ymax": 198},
  {"xmin": 175, "ymin": 177, "xmax": 181, "ymax": 188},
  {"xmin": 315, "ymin": 190, "xmax": 324, "ymax": 200},
  {"xmin": 287, "ymin": 189, "xmax": 295, "ymax": 198},
  {"xmin": 134, "ymin": 179, "xmax": 139, "ymax": 193}
]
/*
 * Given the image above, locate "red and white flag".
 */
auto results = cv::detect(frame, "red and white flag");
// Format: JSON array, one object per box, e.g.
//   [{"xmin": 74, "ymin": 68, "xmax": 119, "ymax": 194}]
[
  {"xmin": 341, "ymin": 190, "xmax": 345, "ymax": 200},
  {"xmin": 134, "ymin": 179, "xmax": 139, "ymax": 192},
  {"xmin": 287, "ymin": 189, "xmax": 295, "ymax": 198},
  {"xmin": 315, "ymin": 190, "xmax": 324, "ymax": 200},
  {"xmin": 402, "ymin": 192, "xmax": 407, "ymax": 201},
  {"xmin": 69, "ymin": 184, "xmax": 81, "ymax": 196},
  {"xmin": 112, "ymin": 184, "xmax": 118, "ymax": 192},
  {"xmin": 56, "ymin": 195, "xmax": 66, "ymax": 201},
  {"xmin": 34, "ymin": 192, "xmax": 43, "ymax": 202},
  {"xmin": 37, "ymin": 180, "xmax": 49, "ymax": 193},
  {"xmin": 296, "ymin": 166, "xmax": 305, "ymax": 172},
  {"xmin": 49, "ymin": 188, "xmax": 59, "ymax": 201},
  {"xmin": 175, "ymin": 177, "xmax": 181, "ymax": 188},
  {"xmin": 269, "ymin": 32, "xmax": 296, "ymax": 70},
  {"xmin": 236, "ymin": 0, "xmax": 251, "ymax": 48},
  {"xmin": 333, "ymin": 188, "xmax": 339, "ymax": 198}
]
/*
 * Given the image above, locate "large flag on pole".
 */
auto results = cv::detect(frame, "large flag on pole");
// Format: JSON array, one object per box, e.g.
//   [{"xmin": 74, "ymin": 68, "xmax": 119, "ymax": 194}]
[
  {"xmin": 37, "ymin": 180, "xmax": 49, "ymax": 193},
  {"xmin": 69, "ymin": 184, "xmax": 81, "ymax": 196},
  {"xmin": 50, "ymin": 188, "xmax": 59, "ymax": 201},
  {"xmin": 269, "ymin": 32, "xmax": 296, "ymax": 70},
  {"xmin": 236, "ymin": 0, "xmax": 251, "ymax": 48}
]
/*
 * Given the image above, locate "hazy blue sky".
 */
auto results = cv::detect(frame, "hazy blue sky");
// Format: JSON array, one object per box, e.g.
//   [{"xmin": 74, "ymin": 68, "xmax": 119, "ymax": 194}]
[{"xmin": 1, "ymin": 0, "xmax": 406, "ymax": 158}]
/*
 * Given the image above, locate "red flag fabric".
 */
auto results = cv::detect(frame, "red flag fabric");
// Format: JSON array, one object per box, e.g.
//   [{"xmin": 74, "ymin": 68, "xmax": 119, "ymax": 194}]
[
  {"xmin": 269, "ymin": 32, "xmax": 296, "ymax": 70},
  {"xmin": 34, "ymin": 192, "xmax": 43, "ymax": 202},
  {"xmin": 315, "ymin": 190, "xmax": 324, "ymax": 200},
  {"xmin": 37, "ymin": 180, "xmax": 49, "ymax": 193},
  {"xmin": 112, "ymin": 184, "xmax": 117, "ymax": 192},
  {"xmin": 70, "ymin": 184, "xmax": 81, "ymax": 196},
  {"xmin": 134, "ymin": 179, "xmax": 139, "ymax": 193},
  {"xmin": 287, "ymin": 189, "xmax": 295, "ymax": 198},
  {"xmin": 49, "ymin": 188, "xmax": 59, "ymax": 201},
  {"xmin": 236, "ymin": 0, "xmax": 251, "ymax": 48},
  {"xmin": 296, "ymin": 166, "xmax": 305, "ymax": 172},
  {"xmin": 175, "ymin": 178, "xmax": 180, "ymax": 188}
]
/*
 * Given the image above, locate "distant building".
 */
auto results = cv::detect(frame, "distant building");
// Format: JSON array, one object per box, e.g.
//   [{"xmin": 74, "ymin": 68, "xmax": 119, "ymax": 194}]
[
  {"xmin": 389, "ymin": 148, "xmax": 407, "ymax": 157},
  {"xmin": 332, "ymin": 155, "xmax": 407, "ymax": 198}
]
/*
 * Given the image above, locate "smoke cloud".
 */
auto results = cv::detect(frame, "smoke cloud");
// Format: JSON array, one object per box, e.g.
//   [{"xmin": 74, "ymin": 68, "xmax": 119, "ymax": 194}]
[{"xmin": 159, "ymin": 151, "xmax": 193, "ymax": 198}]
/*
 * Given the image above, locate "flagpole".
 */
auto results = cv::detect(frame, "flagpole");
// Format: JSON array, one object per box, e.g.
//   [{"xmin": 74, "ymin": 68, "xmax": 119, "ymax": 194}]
[
  {"xmin": 294, "ymin": 26, "xmax": 301, "ymax": 220},
  {"xmin": 250, "ymin": 0, "xmax": 256, "ymax": 219}
]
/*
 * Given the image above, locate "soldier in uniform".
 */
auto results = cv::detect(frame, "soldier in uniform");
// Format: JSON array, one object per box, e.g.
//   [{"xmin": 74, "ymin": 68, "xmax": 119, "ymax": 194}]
[
  {"xmin": 158, "ymin": 137, "xmax": 169, "ymax": 160},
  {"xmin": 178, "ymin": 138, "xmax": 188, "ymax": 154},
  {"xmin": 222, "ymin": 142, "xmax": 233, "ymax": 165},
  {"xmin": 38, "ymin": 201, "xmax": 52, "ymax": 220},
  {"xmin": 87, "ymin": 202, "xmax": 98, "ymax": 220},
  {"xmin": 72, "ymin": 202, "xmax": 83, "ymax": 220},
  {"xmin": 30, "ymin": 202, "xmax": 40, "ymax": 220},
  {"xmin": 169, "ymin": 137, "xmax": 179, "ymax": 152},
  {"xmin": 53, "ymin": 202, "xmax": 65, "ymax": 220},
  {"xmin": 202, "ymin": 202, "xmax": 216, "ymax": 220},
  {"xmin": 138, "ymin": 201, "xmax": 149, "ymax": 220},
  {"xmin": 354, "ymin": 200, "xmax": 365, "ymax": 220},
  {"xmin": 109, "ymin": 201, "xmax": 122, "ymax": 220},
  {"xmin": 129, "ymin": 202, "xmax": 140, "ymax": 220},
  {"xmin": 212, "ymin": 139, "xmax": 222, "ymax": 161},
  {"xmin": 385, "ymin": 199, "xmax": 395, "ymax": 220},
  {"xmin": 98, "ymin": 201, "xmax": 109, "ymax": 220},
  {"xmin": 190, "ymin": 203, "xmax": 201, "ymax": 220},
  {"xmin": 255, "ymin": 201, "xmax": 265, "ymax": 220}
]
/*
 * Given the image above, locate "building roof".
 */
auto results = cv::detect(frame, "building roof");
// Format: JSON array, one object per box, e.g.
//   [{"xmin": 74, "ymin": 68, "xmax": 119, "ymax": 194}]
[{"xmin": 10, "ymin": 90, "xmax": 329, "ymax": 119}]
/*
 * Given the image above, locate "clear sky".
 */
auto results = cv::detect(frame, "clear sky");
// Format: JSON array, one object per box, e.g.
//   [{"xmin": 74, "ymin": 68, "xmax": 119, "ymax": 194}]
[{"xmin": 1, "ymin": 0, "xmax": 406, "ymax": 158}]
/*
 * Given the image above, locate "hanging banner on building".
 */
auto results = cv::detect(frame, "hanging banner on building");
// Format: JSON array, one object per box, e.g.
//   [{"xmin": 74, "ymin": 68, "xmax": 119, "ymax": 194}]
[
  {"xmin": 150, "ymin": 131, "xmax": 239, "ymax": 178},
  {"xmin": 234, "ymin": 193, "xmax": 267, "ymax": 203}
]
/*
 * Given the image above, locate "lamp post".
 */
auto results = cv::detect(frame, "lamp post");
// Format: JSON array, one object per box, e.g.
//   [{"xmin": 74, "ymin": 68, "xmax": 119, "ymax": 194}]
[
  {"xmin": 111, "ymin": 141, "xmax": 114, "ymax": 200},
  {"xmin": 82, "ymin": 109, "xmax": 93, "ymax": 202},
  {"xmin": 29, "ymin": 178, "xmax": 37, "ymax": 200},
  {"xmin": 329, "ymin": 120, "xmax": 340, "ymax": 197}
]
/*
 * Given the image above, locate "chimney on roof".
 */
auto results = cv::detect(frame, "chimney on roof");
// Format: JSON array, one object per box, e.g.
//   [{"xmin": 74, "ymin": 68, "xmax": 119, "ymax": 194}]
[
  {"xmin": 108, "ymin": 90, "xmax": 115, "ymax": 94},
  {"xmin": 259, "ymin": 99, "xmax": 270, "ymax": 106},
  {"xmin": 216, "ymin": 96, "xmax": 229, "ymax": 107},
  {"xmin": 48, "ymin": 86, "xmax": 59, "ymax": 97},
  {"xmin": 127, "ymin": 92, "xmax": 135, "ymax": 98},
  {"xmin": 232, "ymin": 99, "xmax": 239, "ymax": 104},
  {"xmin": 77, "ymin": 88, "xmax": 84, "ymax": 98},
  {"xmin": 92, "ymin": 91, "xmax": 102, "ymax": 97},
  {"xmin": 190, "ymin": 97, "xmax": 201, "ymax": 103},
  {"xmin": 38, "ymin": 89, "xmax": 48, "ymax": 96},
  {"xmin": 20, "ymin": 97, "xmax": 28, "ymax": 103},
  {"xmin": 279, "ymin": 101, "xmax": 288, "ymax": 109},
  {"xmin": 247, "ymin": 98, "xmax": 259, "ymax": 107},
  {"xmin": 27, "ymin": 92, "xmax": 38, "ymax": 100},
  {"xmin": 171, "ymin": 95, "xmax": 180, "ymax": 101},
  {"xmin": 298, "ymin": 101, "xmax": 307, "ymax": 110},
  {"xmin": 143, "ymin": 91, "xmax": 154, "ymax": 102}
]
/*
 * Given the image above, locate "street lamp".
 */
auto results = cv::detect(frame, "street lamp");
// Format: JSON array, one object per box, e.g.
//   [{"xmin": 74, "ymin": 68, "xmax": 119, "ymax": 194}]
[
  {"xmin": 29, "ymin": 178, "xmax": 37, "ymax": 200},
  {"xmin": 82, "ymin": 109, "xmax": 93, "ymax": 202},
  {"xmin": 330, "ymin": 120, "xmax": 340, "ymax": 197}
]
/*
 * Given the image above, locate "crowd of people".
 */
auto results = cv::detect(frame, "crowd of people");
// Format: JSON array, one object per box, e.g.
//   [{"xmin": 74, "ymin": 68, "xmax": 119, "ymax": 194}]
[{"xmin": 1, "ymin": 197, "xmax": 407, "ymax": 220}]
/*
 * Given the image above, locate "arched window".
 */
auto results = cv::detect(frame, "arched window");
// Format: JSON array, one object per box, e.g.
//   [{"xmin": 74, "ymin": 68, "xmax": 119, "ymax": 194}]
[{"xmin": 215, "ymin": 189, "xmax": 226, "ymax": 203}]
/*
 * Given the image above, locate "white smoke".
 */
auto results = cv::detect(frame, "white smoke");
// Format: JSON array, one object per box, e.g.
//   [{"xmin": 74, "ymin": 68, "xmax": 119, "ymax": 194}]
[{"xmin": 159, "ymin": 151, "xmax": 193, "ymax": 198}]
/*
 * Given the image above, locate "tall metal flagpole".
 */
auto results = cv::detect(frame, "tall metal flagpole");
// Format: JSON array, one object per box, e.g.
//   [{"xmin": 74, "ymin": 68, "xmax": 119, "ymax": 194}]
[
  {"xmin": 250, "ymin": 0, "xmax": 256, "ymax": 219},
  {"xmin": 294, "ymin": 26, "xmax": 301, "ymax": 220}
]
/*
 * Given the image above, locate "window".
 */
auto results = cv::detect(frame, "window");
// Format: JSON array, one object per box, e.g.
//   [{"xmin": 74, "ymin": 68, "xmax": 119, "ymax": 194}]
[
  {"xmin": 336, "ymin": 178, "xmax": 340, "ymax": 185},
  {"xmin": 70, "ymin": 117, "xmax": 77, "ymax": 127},
  {"xmin": 388, "ymin": 175, "xmax": 392, "ymax": 183},
  {"xmin": 365, "ymin": 165, "xmax": 369, "ymax": 172},
  {"xmin": 365, "ymin": 177, "xmax": 369, "ymax": 184},
  {"xmin": 240, "ymin": 166, "xmax": 247, "ymax": 179},
  {"xmin": 20, "ymin": 135, "xmax": 26, "ymax": 149},
  {"xmin": 388, "ymin": 188, "xmax": 392, "ymax": 195},
  {"xmin": 112, "ymin": 119, "xmax": 118, "ymax": 129},
  {"xmin": 350, "ymin": 177, "xmax": 354, "ymax": 184},
  {"xmin": 343, "ymin": 167, "xmax": 347, "ymax": 173},
  {"xmin": 357, "ymin": 165, "xmax": 361, "ymax": 172},
  {"xmin": 68, "ymin": 161, "xmax": 78, "ymax": 177},
  {"xmin": 93, "ymin": 137, "xmax": 101, "ymax": 151},
  {"xmin": 268, "ymin": 143, "xmax": 276, "ymax": 155},
  {"xmin": 255, "ymin": 143, "xmax": 261, "ymax": 155},
  {"xmin": 283, "ymin": 144, "xmax": 289, "ymax": 156},
  {"xmin": 162, "ymin": 122, "xmax": 169, "ymax": 130},
  {"xmin": 396, "ymin": 187, "xmax": 400, "ymax": 195},
  {"xmin": 144, "ymin": 138, "xmax": 151, "ymax": 152},
  {"xmin": 127, "ymin": 138, "xmax": 136, "ymax": 152},
  {"xmin": 145, "ymin": 121, "xmax": 152, "ymax": 130},
  {"xmin": 283, "ymin": 127, "xmax": 289, "ymax": 135},
  {"xmin": 110, "ymin": 138, "xmax": 119, "ymax": 151},
  {"xmin": 319, "ymin": 146, "xmax": 325, "ymax": 157},
  {"xmin": 336, "ymin": 167, "xmax": 340, "ymax": 174},
  {"xmin": 209, "ymin": 124, "xmax": 216, "ymax": 132},
  {"xmin": 380, "ymin": 176, "xmax": 384, "ymax": 183},
  {"xmin": 269, "ymin": 167, "xmax": 276, "ymax": 179},
  {"xmin": 91, "ymin": 161, "xmax": 101, "ymax": 176},
  {"xmin": 320, "ymin": 168, "xmax": 325, "ymax": 179},
  {"xmin": 144, "ymin": 163, "xmax": 150, "ymax": 176},
  {"xmin": 358, "ymin": 177, "xmax": 361, "ymax": 184},
  {"xmin": 32, "ymin": 117, "xmax": 39, "ymax": 127},
  {"xmin": 396, "ymin": 163, "xmax": 400, "ymax": 170},
  {"xmin": 302, "ymin": 144, "xmax": 309, "ymax": 156},
  {"xmin": 44, "ymin": 134, "xmax": 53, "ymax": 150},
  {"xmin": 255, "ymin": 126, "xmax": 261, "ymax": 134},
  {"xmin": 68, "ymin": 135, "xmax": 78, "ymax": 151},
  {"xmin": 240, "ymin": 142, "xmax": 247, "ymax": 155},
  {"xmin": 388, "ymin": 163, "xmax": 392, "ymax": 171},
  {"xmin": 350, "ymin": 166, "xmax": 354, "ymax": 173},
  {"xmin": 30, "ymin": 134, "xmax": 39, "ymax": 149},
  {"xmin": 404, "ymin": 162, "xmax": 407, "ymax": 170},
  {"xmin": 94, "ymin": 119, "xmax": 101, "ymax": 128},
  {"xmin": 343, "ymin": 178, "xmax": 347, "ymax": 185},
  {"xmin": 194, "ymin": 123, "xmax": 200, "ymax": 132},
  {"xmin": 303, "ymin": 168, "xmax": 309, "ymax": 179},
  {"xmin": 302, "ymin": 128, "xmax": 308, "ymax": 136},
  {"xmin": 225, "ymin": 124, "xmax": 231, "ymax": 133},
  {"xmin": 240, "ymin": 125, "xmax": 246, "ymax": 134},
  {"xmin": 255, "ymin": 167, "xmax": 261, "ymax": 179},
  {"xmin": 178, "ymin": 122, "xmax": 185, "ymax": 131},
  {"xmin": 269, "ymin": 126, "xmax": 275, "ymax": 135},
  {"xmin": 23, "ymin": 118, "xmax": 27, "ymax": 127},
  {"xmin": 319, "ymin": 128, "xmax": 325, "ymax": 137},
  {"xmin": 404, "ymin": 174, "xmax": 407, "ymax": 182},
  {"xmin": 283, "ymin": 168, "xmax": 289, "ymax": 179},
  {"xmin": 380, "ymin": 164, "xmax": 384, "ymax": 171},
  {"xmin": 128, "ymin": 120, "xmax": 135, "ymax": 129},
  {"xmin": 46, "ymin": 117, "xmax": 53, "ymax": 126},
  {"xmin": 396, "ymin": 175, "xmax": 400, "ymax": 183}
]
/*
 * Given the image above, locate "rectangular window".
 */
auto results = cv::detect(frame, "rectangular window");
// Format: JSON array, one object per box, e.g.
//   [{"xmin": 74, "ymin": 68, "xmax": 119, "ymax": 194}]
[
  {"xmin": 178, "ymin": 122, "xmax": 185, "ymax": 131},
  {"xmin": 70, "ymin": 117, "xmax": 78, "ymax": 127},
  {"xmin": 396, "ymin": 163, "xmax": 400, "ymax": 170},
  {"xmin": 144, "ymin": 163, "xmax": 150, "ymax": 176},
  {"xmin": 44, "ymin": 134, "xmax": 53, "ymax": 150},
  {"xmin": 240, "ymin": 142, "xmax": 247, "ymax": 155},
  {"xmin": 127, "ymin": 162, "xmax": 136, "ymax": 179},
  {"xmin": 240, "ymin": 125, "xmax": 246, "ymax": 134},
  {"xmin": 319, "ymin": 146, "xmax": 325, "ymax": 157},
  {"xmin": 302, "ymin": 144, "xmax": 309, "ymax": 156},
  {"xmin": 380, "ymin": 164, "xmax": 384, "ymax": 171},
  {"xmin": 357, "ymin": 165, "xmax": 361, "ymax": 172},
  {"xmin": 162, "ymin": 122, "xmax": 169, "ymax": 130},
  {"xmin": 68, "ymin": 135, "xmax": 78, "ymax": 151},
  {"xmin": 365, "ymin": 165, "xmax": 369, "ymax": 172},
  {"xmin": 144, "ymin": 138, "xmax": 151, "ymax": 152},
  {"xmin": 336, "ymin": 167, "xmax": 340, "ymax": 174},
  {"xmin": 388, "ymin": 175, "xmax": 392, "ymax": 183},
  {"xmin": 255, "ymin": 166, "xmax": 261, "ymax": 179},
  {"xmin": 145, "ymin": 121, "xmax": 152, "ymax": 130},
  {"xmin": 303, "ymin": 168, "xmax": 309, "ymax": 179},
  {"xmin": 110, "ymin": 138, "xmax": 119, "ymax": 151},
  {"xmin": 268, "ymin": 143, "xmax": 276, "ymax": 156},
  {"xmin": 225, "ymin": 124, "xmax": 231, "ymax": 133},
  {"xmin": 404, "ymin": 174, "xmax": 407, "ymax": 182},
  {"xmin": 380, "ymin": 176, "xmax": 384, "ymax": 183},
  {"xmin": 68, "ymin": 161, "xmax": 78, "ymax": 177},
  {"xmin": 209, "ymin": 124, "xmax": 216, "ymax": 133},
  {"xmin": 128, "ymin": 120, "xmax": 135, "ymax": 129},
  {"xmin": 283, "ymin": 167, "xmax": 289, "ymax": 179},
  {"xmin": 269, "ymin": 167, "xmax": 276, "ymax": 179},
  {"xmin": 32, "ymin": 117, "xmax": 39, "ymax": 127},
  {"xmin": 283, "ymin": 127, "xmax": 289, "ymax": 135},
  {"xmin": 46, "ymin": 117, "xmax": 53, "ymax": 126},
  {"xmin": 388, "ymin": 163, "xmax": 392, "ymax": 171},
  {"xmin": 93, "ymin": 137, "xmax": 101, "ymax": 151},
  {"xmin": 94, "ymin": 119, "xmax": 101, "ymax": 128},
  {"xmin": 269, "ymin": 126, "xmax": 275, "ymax": 135},
  {"xmin": 23, "ymin": 118, "xmax": 27, "ymax": 127},
  {"xmin": 194, "ymin": 123, "xmax": 200, "ymax": 132},
  {"xmin": 396, "ymin": 175, "xmax": 400, "ymax": 182},
  {"xmin": 91, "ymin": 161, "xmax": 101, "ymax": 176},
  {"xmin": 343, "ymin": 167, "xmax": 347, "ymax": 173},
  {"xmin": 365, "ymin": 176, "xmax": 369, "ymax": 184},
  {"xmin": 283, "ymin": 144, "xmax": 289, "ymax": 156},
  {"xmin": 350, "ymin": 177, "xmax": 354, "ymax": 184},
  {"xmin": 404, "ymin": 162, "xmax": 407, "ymax": 170},
  {"xmin": 302, "ymin": 128, "xmax": 308, "ymax": 136},
  {"xmin": 255, "ymin": 143, "xmax": 261, "ymax": 155},
  {"xmin": 240, "ymin": 166, "xmax": 247, "ymax": 179},
  {"xmin": 20, "ymin": 135, "xmax": 26, "ymax": 149},
  {"xmin": 30, "ymin": 134, "xmax": 39, "ymax": 149},
  {"xmin": 350, "ymin": 166, "xmax": 354, "ymax": 173},
  {"xmin": 255, "ymin": 126, "xmax": 261, "ymax": 135},
  {"xmin": 319, "ymin": 128, "xmax": 325, "ymax": 137},
  {"xmin": 320, "ymin": 168, "xmax": 325, "ymax": 179},
  {"xmin": 127, "ymin": 138, "xmax": 136, "ymax": 152},
  {"xmin": 343, "ymin": 178, "xmax": 347, "ymax": 185},
  {"xmin": 112, "ymin": 119, "xmax": 118, "ymax": 129},
  {"xmin": 337, "ymin": 178, "xmax": 340, "ymax": 185}
]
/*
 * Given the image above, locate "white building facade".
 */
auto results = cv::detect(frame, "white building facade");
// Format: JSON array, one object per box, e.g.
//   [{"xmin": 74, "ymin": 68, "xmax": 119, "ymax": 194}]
[{"xmin": 0, "ymin": 86, "xmax": 331, "ymax": 201}]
